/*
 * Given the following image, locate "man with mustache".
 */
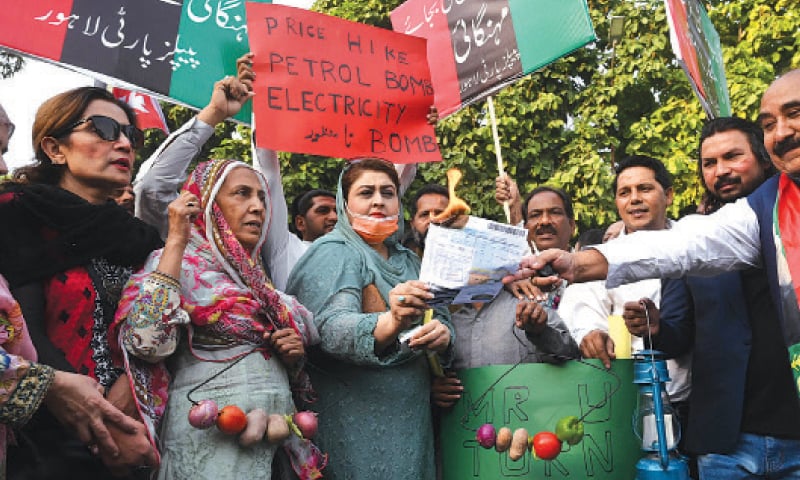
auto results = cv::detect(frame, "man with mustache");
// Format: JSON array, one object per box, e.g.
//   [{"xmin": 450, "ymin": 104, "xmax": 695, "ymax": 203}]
[
  {"xmin": 495, "ymin": 176, "xmax": 576, "ymax": 253},
  {"xmin": 556, "ymin": 155, "xmax": 692, "ymax": 432},
  {"xmin": 512, "ymin": 69, "xmax": 800, "ymax": 478},
  {"xmin": 697, "ymin": 117, "xmax": 776, "ymax": 214},
  {"xmin": 626, "ymin": 117, "xmax": 800, "ymax": 478},
  {"xmin": 430, "ymin": 184, "xmax": 579, "ymax": 408},
  {"xmin": 522, "ymin": 185, "xmax": 576, "ymax": 253},
  {"xmin": 402, "ymin": 184, "xmax": 449, "ymax": 258}
]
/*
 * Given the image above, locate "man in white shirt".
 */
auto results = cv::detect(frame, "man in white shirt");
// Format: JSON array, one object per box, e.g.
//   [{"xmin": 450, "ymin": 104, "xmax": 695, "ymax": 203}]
[
  {"xmin": 509, "ymin": 68, "xmax": 800, "ymax": 433},
  {"xmin": 556, "ymin": 155, "xmax": 692, "ymax": 404}
]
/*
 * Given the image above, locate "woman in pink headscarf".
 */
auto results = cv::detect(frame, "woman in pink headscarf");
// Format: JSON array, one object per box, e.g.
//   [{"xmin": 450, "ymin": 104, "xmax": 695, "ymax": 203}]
[{"xmin": 114, "ymin": 159, "xmax": 323, "ymax": 480}]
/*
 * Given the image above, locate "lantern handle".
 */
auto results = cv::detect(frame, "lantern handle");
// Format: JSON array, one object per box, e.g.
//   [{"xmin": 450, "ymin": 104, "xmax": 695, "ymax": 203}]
[{"xmin": 644, "ymin": 303, "xmax": 670, "ymax": 469}]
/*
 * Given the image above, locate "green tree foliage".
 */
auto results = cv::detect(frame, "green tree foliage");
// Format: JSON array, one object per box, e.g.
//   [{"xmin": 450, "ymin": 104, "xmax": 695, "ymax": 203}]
[
  {"xmin": 317, "ymin": 0, "xmax": 800, "ymax": 232},
  {"xmin": 141, "ymin": 0, "xmax": 799, "ymax": 235}
]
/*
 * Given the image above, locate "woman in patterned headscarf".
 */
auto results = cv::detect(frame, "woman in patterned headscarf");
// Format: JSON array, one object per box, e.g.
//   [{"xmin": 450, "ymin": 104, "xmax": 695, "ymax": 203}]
[{"xmin": 114, "ymin": 159, "xmax": 322, "ymax": 480}]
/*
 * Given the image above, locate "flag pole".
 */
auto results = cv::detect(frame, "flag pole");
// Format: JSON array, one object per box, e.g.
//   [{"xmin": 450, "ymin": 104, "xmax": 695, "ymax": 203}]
[{"xmin": 487, "ymin": 96, "xmax": 511, "ymax": 223}]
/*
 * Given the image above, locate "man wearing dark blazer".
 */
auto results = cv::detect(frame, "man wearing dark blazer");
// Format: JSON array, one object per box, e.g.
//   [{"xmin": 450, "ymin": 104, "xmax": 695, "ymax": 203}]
[{"xmin": 623, "ymin": 116, "xmax": 800, "ymax": 478}]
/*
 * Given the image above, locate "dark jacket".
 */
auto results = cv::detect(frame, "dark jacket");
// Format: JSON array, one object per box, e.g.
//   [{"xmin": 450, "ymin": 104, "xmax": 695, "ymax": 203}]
[
  {"xmin": 651, "ymin": 174, "xmax": 800, "ymax": 454},
  {"xmin": 748, "ymin": 174, "xmax": 800, "ymax": 346},
  {"xmin": 653, "ymin": 274, "xmax": 752, "ymax": 454}
]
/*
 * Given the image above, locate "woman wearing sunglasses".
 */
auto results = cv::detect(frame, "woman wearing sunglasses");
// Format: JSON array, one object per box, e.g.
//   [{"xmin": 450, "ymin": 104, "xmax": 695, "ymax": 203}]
[{"xmin": 0, "ymin": 87, "xmax": 163, "ymax": 478}]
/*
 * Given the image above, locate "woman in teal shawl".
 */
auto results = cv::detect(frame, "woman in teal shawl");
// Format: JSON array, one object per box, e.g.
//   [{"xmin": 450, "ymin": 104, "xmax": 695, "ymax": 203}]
[{"xmin": 286, "ymin": 158, "xmax": 453, "ymax": 479}]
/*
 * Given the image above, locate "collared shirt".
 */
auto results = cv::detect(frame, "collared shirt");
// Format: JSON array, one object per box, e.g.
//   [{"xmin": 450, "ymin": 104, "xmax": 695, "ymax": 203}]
[
  {"xmin": 593, "ymin": 199, "xmax": 761, "ymax": 287},
  {"xmin": 560, "ymin": 222, "xmax": 693, "ymax": 402},
  {"xmin": 449, "ymin": 290, "xmax": 578, "ymax": 370}
]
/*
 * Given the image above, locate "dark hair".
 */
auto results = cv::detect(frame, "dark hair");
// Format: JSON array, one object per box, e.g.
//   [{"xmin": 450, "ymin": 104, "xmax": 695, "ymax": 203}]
[
  {"xmin": 575, "ymin": 228, "xmax": 605, "ymax": 249},
  {"xmin": 612, "ymin": 155, "xmax": 672, "ymax": 193},
  {"xmin": 292, "ymin": 189, "xmax": 336, "ymax": 219},
  {"xmin": 521, "ymin": 186, "xmax": 574, "ymax": 222},
  {"xmin": 697, "ymin": 116, "xmax": 775, "ymax": 184},
  {"xmin": 14, "ymin": 87, "xmax": 137, "ymax": 186},
  {"xmin": 409, "ymin": 184, "xmax": 448, "ymax": 216},
  {"xmin": 341, "ymin": 158, "xmax": 400, "ymax": 199}
]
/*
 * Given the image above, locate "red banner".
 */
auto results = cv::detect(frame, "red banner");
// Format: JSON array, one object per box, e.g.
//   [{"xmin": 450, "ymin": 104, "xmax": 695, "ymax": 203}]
[{"xmin": 246, "ymin": 3, "xmax": 441, "ymax": 164}]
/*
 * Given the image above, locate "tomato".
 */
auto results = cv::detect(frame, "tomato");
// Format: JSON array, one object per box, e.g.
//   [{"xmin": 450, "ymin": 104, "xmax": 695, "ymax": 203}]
[
  {"xmin": 216, "ymin": 405, "xmax": 248, "ymax": 435},
  {"xmin": 531, "ymin": 431, "xmax": 562, "ymax": 460}
]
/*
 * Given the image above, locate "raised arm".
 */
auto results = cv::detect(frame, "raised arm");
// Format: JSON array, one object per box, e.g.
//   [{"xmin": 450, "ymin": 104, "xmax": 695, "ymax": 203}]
[
  {"xmin": 239, "ymin": 52, "xmax": 306, "ymax": 290},
  {"xmin": 507, "ymin": 199, "xmax": 763, "ymax": 288},
  {"xmin": 252, "ymin": 145, "xmax": 306, "ymax": 291},
  {"xmin": 134, "ymin": 75, "xmax": 252, "ymax": 238}
]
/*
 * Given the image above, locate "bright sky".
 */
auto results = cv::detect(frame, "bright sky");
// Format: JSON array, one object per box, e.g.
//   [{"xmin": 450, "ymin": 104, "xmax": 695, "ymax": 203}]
[{"xmin": 0, "ymin": 0, "xmax": 314, "ymax": 171}]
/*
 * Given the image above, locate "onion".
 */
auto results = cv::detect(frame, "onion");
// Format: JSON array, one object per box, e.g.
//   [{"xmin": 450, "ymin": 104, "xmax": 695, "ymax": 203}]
[
  {"xmin": 293, "ymin": 411, "xmax": 319, "ymax": 439},
  {"xmin": 188, "ymin": 400, "xmax": 218, "ymax": 429},
  {"xmin": 476, "ymin": 423, "xmax": 496, "ymax": 449}
]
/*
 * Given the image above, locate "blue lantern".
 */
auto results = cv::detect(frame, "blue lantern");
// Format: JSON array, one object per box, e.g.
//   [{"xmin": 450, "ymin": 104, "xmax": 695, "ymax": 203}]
[{"xmin": 632, "ymin": 350, "xmax": 689, "ymax": 480}]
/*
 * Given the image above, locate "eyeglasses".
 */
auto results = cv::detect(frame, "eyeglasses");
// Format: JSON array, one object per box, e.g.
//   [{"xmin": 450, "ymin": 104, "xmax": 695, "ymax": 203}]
[{"xmin": 61, "ymin": 115, "xmax": 144, "ymax": 149}]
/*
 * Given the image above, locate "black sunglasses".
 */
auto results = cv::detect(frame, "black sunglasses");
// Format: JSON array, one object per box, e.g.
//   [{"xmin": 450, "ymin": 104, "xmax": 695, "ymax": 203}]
[{"xmin": 61, "ymin": 115, "xmax": 145, "ymax": 149}]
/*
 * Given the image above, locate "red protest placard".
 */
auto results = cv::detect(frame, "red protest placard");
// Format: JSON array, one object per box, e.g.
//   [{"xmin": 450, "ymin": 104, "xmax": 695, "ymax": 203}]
[{"xmin": 246, "ymin": 3, "xmax": 441, "ymax": 164}]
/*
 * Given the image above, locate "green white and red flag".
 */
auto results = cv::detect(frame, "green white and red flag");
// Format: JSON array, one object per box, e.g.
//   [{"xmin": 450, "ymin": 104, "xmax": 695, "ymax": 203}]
[
  {"xmin": 390, "ymin": 0, "xmax": 596, "ymax": 117},
  {"xmin": 0, "ymin": 0, "xmax": 270, "ymax": 122}
]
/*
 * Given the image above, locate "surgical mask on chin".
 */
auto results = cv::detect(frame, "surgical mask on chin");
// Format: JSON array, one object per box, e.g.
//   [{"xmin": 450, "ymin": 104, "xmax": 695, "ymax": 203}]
[{"xmin": 347, "ymin": 207, "xmax": 399, "ymax": 244}]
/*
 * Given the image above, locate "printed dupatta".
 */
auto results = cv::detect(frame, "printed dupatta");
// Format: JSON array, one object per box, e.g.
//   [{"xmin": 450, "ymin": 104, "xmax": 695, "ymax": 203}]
[
  {"xmin": 773, "ymin": 173, "xmax": 800, "ymax": 398},
  {"xmin": 183, "ymin": 159, "xmax": 295, "ymax": 333},
  {"xmin": 113, "ymin": 160, "xmax": 317, "ymax": 452}
]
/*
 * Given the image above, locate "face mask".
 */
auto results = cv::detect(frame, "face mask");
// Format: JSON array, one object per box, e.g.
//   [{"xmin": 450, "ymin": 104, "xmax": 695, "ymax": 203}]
[{"xmin": 347, "ymin": 207, "xmax": 399, "ymax": 244}]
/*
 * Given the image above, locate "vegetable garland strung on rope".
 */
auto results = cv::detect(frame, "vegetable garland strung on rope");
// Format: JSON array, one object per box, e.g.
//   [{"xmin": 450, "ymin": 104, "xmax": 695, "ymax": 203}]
[
  {"xmin": 185, "ymin": 347, "xmax": 317, "ymax": 445},
  {"xmin": 465, "ymin": 332, "xmax": 621, "ymax": 463},
  {"xmin": 474, "ymin": 414, "xmax": 584, "ymax": 462}
]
